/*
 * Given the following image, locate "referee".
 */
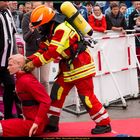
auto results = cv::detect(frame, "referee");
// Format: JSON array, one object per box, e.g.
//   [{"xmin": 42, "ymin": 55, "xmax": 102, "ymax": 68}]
[{"xmin": 0, "ymin": 1, "xmax": 20, "ymax": 119}]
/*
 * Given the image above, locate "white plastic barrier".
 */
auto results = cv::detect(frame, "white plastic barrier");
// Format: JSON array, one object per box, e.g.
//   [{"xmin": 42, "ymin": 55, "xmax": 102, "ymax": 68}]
[
  {"xmin": 49, "ymin": 60, "xmax": 59, "ymax": 82},
  {"xmin": 49, "ymin": 32, "xmax": 139, "ymax": 105},
  {"xmin": 91, "ymin": 33, "xmax": 139, "ymax": 105}
]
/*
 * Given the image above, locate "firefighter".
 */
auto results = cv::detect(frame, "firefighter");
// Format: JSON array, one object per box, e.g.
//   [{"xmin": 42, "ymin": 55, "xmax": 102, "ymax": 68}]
[{"xmin": 23, "ymin": 5, "xmax": 112, "ymax": 134}]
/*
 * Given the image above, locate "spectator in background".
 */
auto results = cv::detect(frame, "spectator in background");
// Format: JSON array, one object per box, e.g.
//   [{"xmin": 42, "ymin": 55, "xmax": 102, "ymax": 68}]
[
  {"xmin": 85, "ymin": 1, "xmax": 93, "ymax": 16},
  {"xmin": 105, "ymin": 1, "xmax": 119, "ymax": 16},
  {"xmin": 18, "ymin": 4, "xmax": 26, "ymax": 14},
  {"xmin": 102, "ymin": 1, "xmax": 110, "ymax": 14},
  {"xmin": 22, "ymin": 1, "xmax": 51, "ymax": 93},
  {"xmin": 22, "ymin": 1, "xmax": 43, "ymax": 59},
  {"xmin": 8, "ymin": 1, "xmax": 24, "ymax": 34},
  {"xmin": 88, "ymin": 5, "xmax": 107, "ymax": 33},
  {"xmin": 95, "ymin": 1, "xmax": 107, "ymax": 14},
  {"xmin": 106, "ymin": 2, "xmax": 127, "ymax": 34},
  {"xmin": 128, "ymin": 1, "xmax": 140, "ymax": 29},
  {"xmin": 44, "ymin": 1, "xmax": 54, "ymax": 10},
  {"xmin": 133, "ymin": 16, "xmax": 140, "ymax": 64},
  {"xmin": 0, "ymin": 1, "xmax": 21, "ymax": 120},
  {"xmin": 24, "ymin": 2, "xmax": 32, "ymax": 13},
  {"xmin": 133, "ymin": 16, "xmax": 140, "ymax": 76},
  {"xmin": 124, "ymin": 0, "xmax": 132, "ymax": 8},
  {"xmin": 125, "ymin": 1, "xmax": 137, "ymax": 27},
  {"xmin": 120, "ymin": 3, "xmax": 127, "ymax": 15},
  {"xmin": 73, "ymin": 1, "xmax": 88, "ymax": 21}
]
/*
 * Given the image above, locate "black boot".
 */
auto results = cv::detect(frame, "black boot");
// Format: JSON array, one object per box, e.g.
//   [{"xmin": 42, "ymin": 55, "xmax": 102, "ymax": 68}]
[
  {"xmin": 44, "ymin": 115, "xmax": 59, "ymax": 132},
  {"xmin": 45, "ymin": 124, "xmax": 59, "ymax": 132},
  {"xmin": 91, "ymin": 124, "xmax": 111, "ymax": 134}
]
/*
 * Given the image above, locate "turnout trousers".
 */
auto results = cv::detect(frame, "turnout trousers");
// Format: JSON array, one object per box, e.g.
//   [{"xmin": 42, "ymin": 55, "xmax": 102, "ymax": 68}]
[{"xmin": 48, "ymin": 75, "xmax": 110, "ymax": 126}]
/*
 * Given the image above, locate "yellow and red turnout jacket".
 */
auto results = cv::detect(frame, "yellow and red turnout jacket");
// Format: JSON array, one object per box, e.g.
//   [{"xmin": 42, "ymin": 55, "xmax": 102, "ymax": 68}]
[{"xmin": 29, "ymin": 21, "xmax": 96, "ymax": 82}]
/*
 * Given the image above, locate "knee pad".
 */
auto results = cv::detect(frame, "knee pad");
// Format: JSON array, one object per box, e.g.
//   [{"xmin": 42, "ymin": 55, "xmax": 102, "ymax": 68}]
[
  {"xmin": 79, "ymin": 94, "xmax": 93, "ymax": 111},
  {"xmin": 50, "ymin": 83, "xmax": 63, "ymax": 100}
]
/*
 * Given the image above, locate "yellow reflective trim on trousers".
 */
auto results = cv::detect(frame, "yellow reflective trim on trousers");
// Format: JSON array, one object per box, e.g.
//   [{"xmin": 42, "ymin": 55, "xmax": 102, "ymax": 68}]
[
  {"xmin": 57, "ymin": 86, "xmax": 64, "ymax": 100},
  {"xmin": 34, "ymin": 52, "xmax": 41, "ymax": 57},
  {"xmin": 85, "ymin": 96, "xmax": 93, "ymax": 108},
  {"xmin": 64, "ymin": 68, "xmax": 96, "ymax": 82},
  {"xmin": 39, "ymin": 55, "xmax": 54, "ymax": 65},
  {"xmin": 63, "ymin": 62, "xmax": 95, "ymax": 76}
]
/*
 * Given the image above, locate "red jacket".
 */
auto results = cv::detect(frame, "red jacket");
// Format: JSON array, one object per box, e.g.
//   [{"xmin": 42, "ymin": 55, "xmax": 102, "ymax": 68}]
[
  {"xmin": 15, "ymin": 72, "xmax": 51, "ymax": 126},
  {"xmin": 88, "ymin": 14, "xmax": 107, "ymax": 32}
]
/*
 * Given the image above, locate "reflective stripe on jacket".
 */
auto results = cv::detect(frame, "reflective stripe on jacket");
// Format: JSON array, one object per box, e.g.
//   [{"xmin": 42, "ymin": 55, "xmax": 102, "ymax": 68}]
[{"xmin": 32, "ymin": 21, "xmax": 96, "ymax": 82}]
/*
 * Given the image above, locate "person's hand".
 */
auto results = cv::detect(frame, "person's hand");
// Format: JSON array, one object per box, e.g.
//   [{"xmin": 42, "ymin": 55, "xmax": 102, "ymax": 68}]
[
  {"xmin": 119, "ymin": 27, "xmax": 123, "ymax": 31},
  {"xmin": 122, "ymin": 29, "xmax": 126, "ymax": 34},
  {"xmin": 29, "ymin": 123, "xmax": 38, "ymax": 137},
  {"xmin": 104, "ymin": 30, "xmax": 108, "ymax": 33},
  {"xmin": 29, "ymin": 23, "xmax": 35, "ymax": 33},
  {"xmin": 25, "ymin": 58, "xmax": 31, "ymax": 64},
  {"xmin": 23, "ymin": 61, "xmax": 35, "ymax": 73}
]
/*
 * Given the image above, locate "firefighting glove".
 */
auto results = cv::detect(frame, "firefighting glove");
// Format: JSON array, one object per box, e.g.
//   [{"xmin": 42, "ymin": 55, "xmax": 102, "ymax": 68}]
[
  {"xmin": 23, "ymin": 61, "xmax": 35, "ymax": 73},
  {"xmin": 25, "ymin": 58, "xmax": 31, "ymax": 64}
]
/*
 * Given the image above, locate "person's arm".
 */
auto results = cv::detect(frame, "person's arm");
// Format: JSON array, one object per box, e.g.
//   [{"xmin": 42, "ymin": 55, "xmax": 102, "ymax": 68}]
[
  {"xmin": 121, "ymin": 16, "xmax": 127, "ymax": 30},
  {"xmin": 29, "ymin": 123, "xmax": 38, "ymax": 137},
  {"xmin": 111, "ymin": 26, "xmax": 123, "ymax": 31},
  {"xmin": 23, "ymin": 75, "xmax": 51, "ymax": 137},
  {"xmin": 21, "ymin": 13, "xmax": 36, "ymax": 43},
  {"xmin": 24, "ymin": 76, "xmax": 51, "ymax": 126},
  {"xmin": 88, "ymin": 15, "xmax": 94, "ymax": 29},
  {"xmin": 32, "ymin": 27, "xmax": 78, "ymax": 67},
  {"xmin": 84, "ymin": 7, "xmax": 88, "ymax": 21},
  {"xmin": 105, "ymin": 14, "xmax": 112, "ymax": 30},
  {"xmin": 12, "ymin": 35, "xmax": 18, "ymax": 54},
  {"xmin": 128, "ymin": 12, "xmax": 134, "ymax": 29},
  {"xmin": 111, "ymin": 16, "xmax": 127, "ymax": 33},
  {"xmin": 23, "ymin": 24, "xmax": 79, "ymax": 73},
  {"xmin": 27, "ymin": 41, "xmax": 50, "ymax": 61},
  {"xmin": 0, "ymin": 19, "xmax": 4, "ymax": 50},
  {"xmin": 92, "ymin": 16, "xmax": 107, "ymax": 32}
]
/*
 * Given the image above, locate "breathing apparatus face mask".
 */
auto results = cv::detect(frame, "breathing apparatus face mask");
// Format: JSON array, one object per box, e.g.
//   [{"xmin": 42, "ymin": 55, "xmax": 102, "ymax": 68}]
[{"xmin": 37, "ymin": 21, "xmax": 54, "ymax": 36}]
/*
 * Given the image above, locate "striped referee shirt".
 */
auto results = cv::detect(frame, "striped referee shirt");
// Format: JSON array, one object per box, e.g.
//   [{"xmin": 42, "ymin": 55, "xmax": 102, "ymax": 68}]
[{"xmin": 0, "ymin": 8, "xmax": 16, "ymax": 67}]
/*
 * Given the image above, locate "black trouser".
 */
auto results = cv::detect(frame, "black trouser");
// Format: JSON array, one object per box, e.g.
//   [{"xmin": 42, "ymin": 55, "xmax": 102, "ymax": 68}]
[{"xmin": 0, "ymin": 68, "xmax": 16, "ymax": 119}]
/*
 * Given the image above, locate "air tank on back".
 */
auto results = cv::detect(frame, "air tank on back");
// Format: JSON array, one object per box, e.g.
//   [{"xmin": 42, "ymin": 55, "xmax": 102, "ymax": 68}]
[{"xmin": 60, "ymin": 1, "xmax": 93, "ymax": 36}]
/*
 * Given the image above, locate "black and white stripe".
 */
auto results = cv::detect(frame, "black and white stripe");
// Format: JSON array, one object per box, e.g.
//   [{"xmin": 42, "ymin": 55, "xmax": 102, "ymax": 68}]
[{"xmin": 0, "ymin": 9, "xmax": 16, "ymax": 67}]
